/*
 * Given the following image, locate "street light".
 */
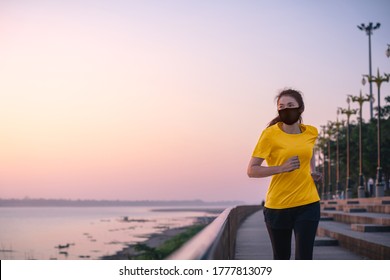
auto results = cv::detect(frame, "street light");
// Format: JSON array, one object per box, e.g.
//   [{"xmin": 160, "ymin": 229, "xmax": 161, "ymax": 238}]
[
  {"xmin": 339, "ymin": 97, "xmax": 358, "ymax": 199},
  {"xmin": 363, "ymin": 69, "xmax": 390, "ymax": 197},
  {"xmin": 386, "ymin": 44, "xmax": 390, "ymax": 58},
  {"xmin": 334, "ymin": 111, "xmax": 344, "ymax": 198},
  {"xmin": 349, "ymin": 90, "xmax": 371, "ymax": 198},
  {"xmin": 319, "ymin": 125, "xmax": 327, "ymax": 200},
  {"xmin": 357, "ymin": 22, "xmax": 381, "ymax": 120},
  {"xmin": 326, "ymin": 122, "xmax": 335, "ymax": 200}
]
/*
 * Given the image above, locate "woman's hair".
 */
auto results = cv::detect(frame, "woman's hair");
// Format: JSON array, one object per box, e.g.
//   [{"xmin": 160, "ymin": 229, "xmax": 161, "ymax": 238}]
[{"xmin": 267, "ymin": 88, "xmax": 305, "ymax": 127}]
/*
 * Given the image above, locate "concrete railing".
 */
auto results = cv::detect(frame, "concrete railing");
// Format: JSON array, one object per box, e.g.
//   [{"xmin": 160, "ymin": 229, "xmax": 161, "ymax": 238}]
[{"xmin": 168, "ymin": 205, "xmax": 262, "ymax": 260}]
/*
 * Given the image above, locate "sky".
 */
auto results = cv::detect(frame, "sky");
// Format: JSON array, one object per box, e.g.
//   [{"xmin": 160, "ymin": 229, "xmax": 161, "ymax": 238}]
[{"xmin": 1, "ymin": 0, "xmax": 390, "ymax": 203}]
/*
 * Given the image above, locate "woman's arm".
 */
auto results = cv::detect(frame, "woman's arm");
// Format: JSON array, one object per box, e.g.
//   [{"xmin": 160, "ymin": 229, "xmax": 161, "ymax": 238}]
[
  {"xmin": 310, "ymin": 149, "xmax": 322, "ymax": 182},
  {"xmin": 310, "ymin": 150, "xmax": 316, "ymax": 172},
  {"xmin": 247, "ymin": 156, "xmax": 300, "ymax": 178}
]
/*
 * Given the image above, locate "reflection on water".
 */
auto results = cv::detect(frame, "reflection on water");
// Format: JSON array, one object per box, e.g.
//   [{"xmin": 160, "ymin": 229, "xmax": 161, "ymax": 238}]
[{"xmin": 0, "ymin": 206, "xmax": 220, "ymax": 260}]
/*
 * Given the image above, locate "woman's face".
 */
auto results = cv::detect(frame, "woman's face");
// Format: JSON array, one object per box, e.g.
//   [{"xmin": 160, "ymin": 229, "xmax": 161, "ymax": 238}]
[{"xmin": 277, "ymin": 95, "xmax": 300, "ymax": 111}]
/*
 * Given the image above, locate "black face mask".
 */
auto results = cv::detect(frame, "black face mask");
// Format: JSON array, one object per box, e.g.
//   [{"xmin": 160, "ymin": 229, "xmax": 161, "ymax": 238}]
[{"xmin": 278, "ymin": 107, "xmax": 301, "ymax": 125}]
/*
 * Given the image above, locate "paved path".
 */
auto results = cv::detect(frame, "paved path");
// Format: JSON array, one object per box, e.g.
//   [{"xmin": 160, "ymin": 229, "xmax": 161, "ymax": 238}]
[{"xmin": 234, "ymin": 210, "xmax": 365, "ymax": 260}]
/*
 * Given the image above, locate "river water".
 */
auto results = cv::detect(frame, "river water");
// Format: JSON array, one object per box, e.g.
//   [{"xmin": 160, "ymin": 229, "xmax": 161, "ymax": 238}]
[{"xmin": 0, "ymin": 206, "xmax": 222, "ymax": 260}]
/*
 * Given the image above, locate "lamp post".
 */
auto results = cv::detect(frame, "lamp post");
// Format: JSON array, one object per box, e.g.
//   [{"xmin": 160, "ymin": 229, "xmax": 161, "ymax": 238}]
[
  {"xmin": 334, "ymin": 112, "xmax": 344, "ymax": 198},
  {"xmin": 357, "ymin": 22, "xmax": 380, "ymax": 120},
  {"xmin": 349, "ymin": 91, "xmax": 371, "ymax": 198},
  {"xmin": 339, "ymin": 97, "xmax": 358, "ymax": 199},
  {"xmin": 326, "ymin": 122, "xmax": 335, "ymax": 200},
  {"xmin": 363, "ymin": 69, "xmax": 390, "ymax": 197},
  {"xmin": 320, "ymin": 126, "xmax": 327, "ymax": 200}
]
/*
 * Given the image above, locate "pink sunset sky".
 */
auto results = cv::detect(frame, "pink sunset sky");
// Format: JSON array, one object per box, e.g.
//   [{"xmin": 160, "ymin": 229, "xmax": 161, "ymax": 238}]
[{"xmin": 1, "ymin": 0, "xmax": 389, "ymax": 203}]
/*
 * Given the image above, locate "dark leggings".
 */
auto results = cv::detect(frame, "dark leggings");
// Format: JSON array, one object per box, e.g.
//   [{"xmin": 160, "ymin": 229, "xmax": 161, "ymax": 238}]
[
  {"xmin": 263, "ymin": 202, "xmax": 320, "ymax": 260},
  {"xmin": 265, "ymin": 220, "xmax": 319, "ymax": 260}
]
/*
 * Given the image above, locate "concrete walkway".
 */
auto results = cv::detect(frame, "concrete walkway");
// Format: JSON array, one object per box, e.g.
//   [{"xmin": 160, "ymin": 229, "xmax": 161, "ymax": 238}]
[{"xmin": 234, "ymin": 210, "xmax": 365, "ymax": 260}]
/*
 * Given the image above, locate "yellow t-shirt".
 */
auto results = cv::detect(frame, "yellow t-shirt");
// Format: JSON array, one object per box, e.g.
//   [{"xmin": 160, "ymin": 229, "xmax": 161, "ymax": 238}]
[{"xmin": 252, "ymin": 122, "xmax": 320, "ymax": 209}]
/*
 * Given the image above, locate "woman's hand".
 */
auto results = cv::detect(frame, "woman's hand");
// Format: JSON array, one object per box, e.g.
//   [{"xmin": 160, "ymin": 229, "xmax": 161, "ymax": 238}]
[
  {"xmin": 281, "ymin": 156, "xmax": 300, "ymax": 172},
  {"xmin": 311, "ymin": 171, "xmax": 322, "ymax": 183}
]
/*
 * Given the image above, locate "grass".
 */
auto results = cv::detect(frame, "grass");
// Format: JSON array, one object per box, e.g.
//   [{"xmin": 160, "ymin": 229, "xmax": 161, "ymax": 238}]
[{"xmin": 131, "ymin": 224, "xmax": 207, "ymax": 260}]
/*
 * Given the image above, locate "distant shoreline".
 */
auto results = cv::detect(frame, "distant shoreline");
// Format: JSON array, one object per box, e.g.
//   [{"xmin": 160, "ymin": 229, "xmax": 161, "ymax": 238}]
[
  {"xmin": 0, "ymin": 198, "xmax": 244, "ymax": 208},
  {"xmin": 151, "ymin": 208, "xmax": 226, "ymax": 214}
]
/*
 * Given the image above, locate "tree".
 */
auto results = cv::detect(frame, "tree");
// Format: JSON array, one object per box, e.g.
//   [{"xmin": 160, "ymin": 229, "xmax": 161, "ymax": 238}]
[{"xmin": 317, "ymin": 95, "xmax": 390, "ymax": 197}]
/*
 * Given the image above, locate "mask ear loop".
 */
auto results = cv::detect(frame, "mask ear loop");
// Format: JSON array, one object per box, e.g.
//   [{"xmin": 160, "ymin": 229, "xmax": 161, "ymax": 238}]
[{"xmin": 297, "ymin": 106, "xmax": 303, "ymax": 125}]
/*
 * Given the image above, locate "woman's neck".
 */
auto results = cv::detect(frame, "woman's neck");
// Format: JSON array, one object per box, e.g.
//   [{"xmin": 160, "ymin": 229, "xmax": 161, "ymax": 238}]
[{"xmin": 282, "ymin": 123, "xmax": 301, "ymax": 134}]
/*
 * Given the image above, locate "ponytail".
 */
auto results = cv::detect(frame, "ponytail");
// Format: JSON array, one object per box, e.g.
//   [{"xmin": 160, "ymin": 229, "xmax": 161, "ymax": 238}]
[{"xmin": 267, "ymin": 116, "xmax": 281, "ymax": 127}]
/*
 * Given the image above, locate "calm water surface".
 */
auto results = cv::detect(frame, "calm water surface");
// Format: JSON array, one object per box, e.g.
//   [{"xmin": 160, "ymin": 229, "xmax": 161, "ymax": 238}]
[{"xmin": 0, "ymin": 206, "xmax": 221, "ymax": 260}]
